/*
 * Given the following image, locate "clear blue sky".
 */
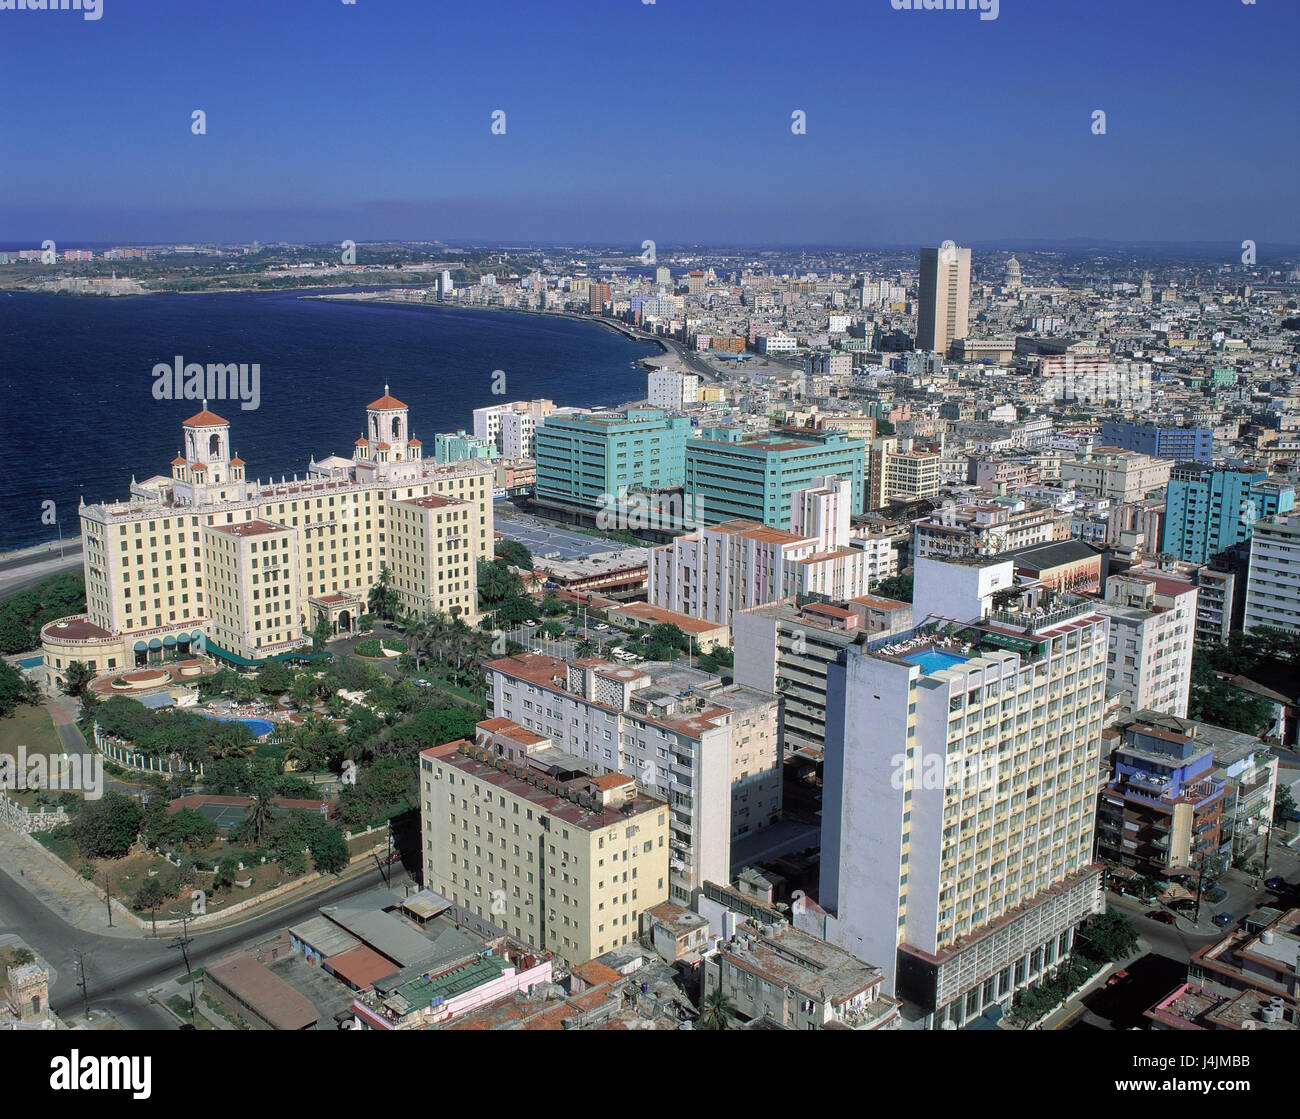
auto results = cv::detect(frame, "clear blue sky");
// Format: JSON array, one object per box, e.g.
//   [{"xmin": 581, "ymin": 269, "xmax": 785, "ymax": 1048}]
[{"xmin": 2, "ymin": 0, "xmax": 1296, "ymax": 246}]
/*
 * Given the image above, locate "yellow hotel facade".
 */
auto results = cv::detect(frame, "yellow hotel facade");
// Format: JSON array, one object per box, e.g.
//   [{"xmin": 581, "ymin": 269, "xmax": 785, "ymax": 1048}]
[{"xmin": 40, "ymin": 391, "xmax": 493, "ymax": 690}]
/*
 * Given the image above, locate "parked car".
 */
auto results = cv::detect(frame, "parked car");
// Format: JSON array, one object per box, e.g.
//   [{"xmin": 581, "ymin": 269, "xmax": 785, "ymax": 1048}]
[
  {"xmin": 1265, "ymin": 876, "xmax": 1285, "ymax": 891},
  {"xmin": 1212, "ymin": 912, "xmax": 1234, "ymax": 928},
  {"xmin": 592, "ymin": 622, "xmax": 609, "ymax": 631},
  {"xmin": 523, "ymin": 619, "xmax": 538, "ymax": 628},
  {"xmin": 1147, "ymin": 911, "xmax": 1177, "ymax": 924}
]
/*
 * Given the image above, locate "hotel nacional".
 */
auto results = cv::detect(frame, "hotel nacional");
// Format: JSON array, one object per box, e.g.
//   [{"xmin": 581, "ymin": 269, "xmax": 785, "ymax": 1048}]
[{"xmin": 40, "ymin": 392, "xmax": 493, "ymax": 691}]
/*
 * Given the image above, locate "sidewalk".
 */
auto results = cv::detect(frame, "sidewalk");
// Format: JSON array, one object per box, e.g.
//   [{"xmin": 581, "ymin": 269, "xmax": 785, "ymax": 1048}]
[{"xmin": 0, "ymin": 824, "xmax": 142, "ymax": 939}]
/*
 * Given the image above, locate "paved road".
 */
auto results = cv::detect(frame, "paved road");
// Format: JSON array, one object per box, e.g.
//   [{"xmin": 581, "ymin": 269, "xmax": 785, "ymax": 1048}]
[
  {"xmin": 0, "ymin": 542, "xmax": 83, "ymax": 599},
  {"xmin": 0, "ymin": 847, "xmax": 405, "ymax": 1028}
]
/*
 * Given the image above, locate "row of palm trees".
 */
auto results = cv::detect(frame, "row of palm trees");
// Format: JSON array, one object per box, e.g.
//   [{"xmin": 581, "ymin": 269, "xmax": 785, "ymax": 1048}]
[{"xmin": 401, "ymin": 611, "xmax": 494, "ymax": 683}]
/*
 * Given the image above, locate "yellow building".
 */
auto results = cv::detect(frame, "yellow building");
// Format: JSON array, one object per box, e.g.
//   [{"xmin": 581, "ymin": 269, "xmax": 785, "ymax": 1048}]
[
  {"xmin": 420, "ymin": 731, "xmax": 670, "ymax": 967},
  {"xmin": 41, "ymin": 392, "xmax": 494, "ymax": 687}
]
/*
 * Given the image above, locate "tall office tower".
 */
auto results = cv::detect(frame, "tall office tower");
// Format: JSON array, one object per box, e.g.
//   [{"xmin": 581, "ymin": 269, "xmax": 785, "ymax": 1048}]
[
  {"xmin": 655, "ymin": 265, "xmax": 672, "ymax": 288},
  {"xmin": 588, "ymin": 281, "xmax": 612, "ymax": 314},
  {"xmin": 1243, "ymin": 513, "xmax": 1300, "ymax": 636},
  {"xmin": 438, "ymin": 269, "xmax": 453, "ymax": 298},
  {"xmin": 916, "ymin": 244, "xmax": 971, "ymax": 356},
  {"xmin": 812, "ymin": 555, "xmax": 1107, "ymax": 1028}
]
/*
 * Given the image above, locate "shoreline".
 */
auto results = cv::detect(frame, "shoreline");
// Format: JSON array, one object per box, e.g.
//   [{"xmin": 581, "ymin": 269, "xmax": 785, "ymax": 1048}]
[{"xmin": 304, "ymin": 289, "xmax": 670, "ymax": 351}]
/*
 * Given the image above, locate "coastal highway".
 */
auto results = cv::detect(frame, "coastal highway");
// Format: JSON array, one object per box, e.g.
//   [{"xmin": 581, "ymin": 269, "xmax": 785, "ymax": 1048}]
[{"xmin": 0, "ymin": 540, "xmax": 83, "ymax": 598}]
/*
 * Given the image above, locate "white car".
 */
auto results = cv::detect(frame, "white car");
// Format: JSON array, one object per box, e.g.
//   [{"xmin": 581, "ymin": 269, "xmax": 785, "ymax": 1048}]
[
  {"xmin": 523, "ymin": 620, "xmax": 538, "ymax": 628},
  {"xmin": 592, "ymin": 622, "xmax": 609, "ymax": 631}
]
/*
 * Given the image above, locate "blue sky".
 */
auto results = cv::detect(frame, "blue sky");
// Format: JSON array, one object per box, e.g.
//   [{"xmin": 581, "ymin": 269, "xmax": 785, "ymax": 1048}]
[{"xmin": 2, "ymin": 0, "xmax": 1297, "ymax": 246}]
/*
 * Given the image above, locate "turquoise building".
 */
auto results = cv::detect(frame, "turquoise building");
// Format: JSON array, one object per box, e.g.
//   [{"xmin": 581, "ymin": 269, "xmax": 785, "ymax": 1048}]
[
  {"xmin": 533, "ymin": 408, "xmax": 689, "ymax": 516},
  {"xmin": 433, "ymin": 430, "xmax": 498, "ymax": 463},
  {"xmin": 1162, "ymin": 465, "xmax": 1295, "ymax": 564},
  {"xmin": 684, "ymin": 426, "xmax": 867, "ymax": 528}
]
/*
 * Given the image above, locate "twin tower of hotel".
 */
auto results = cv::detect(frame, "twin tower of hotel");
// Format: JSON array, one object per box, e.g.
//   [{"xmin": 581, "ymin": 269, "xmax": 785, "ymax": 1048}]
[{"xmin": 40, "ymin": 392, "xmax": 495, "ymax": 688}]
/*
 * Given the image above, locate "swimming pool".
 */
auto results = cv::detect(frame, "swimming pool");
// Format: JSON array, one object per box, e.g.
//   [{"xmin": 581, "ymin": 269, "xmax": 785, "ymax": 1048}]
[
  {"xmin": 198, "ymin": 714, "xmax": 275, "ymax": 737},
  {"xmin": 17, "ymin": 655, "xmax": 43, "ymax": 670},
  {"xmin": 903, "ymin": 649, "xmax": 969, "ymax": 674}
]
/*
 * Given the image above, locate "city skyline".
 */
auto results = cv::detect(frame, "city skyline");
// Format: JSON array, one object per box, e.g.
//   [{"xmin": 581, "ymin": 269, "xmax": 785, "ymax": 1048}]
[{"xmin": 3, "ymin": 0, "xmax": 1298, "ymax": 245}]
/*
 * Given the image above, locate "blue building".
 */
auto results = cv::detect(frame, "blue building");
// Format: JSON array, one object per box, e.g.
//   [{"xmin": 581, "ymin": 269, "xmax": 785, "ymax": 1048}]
[
  {"xmin": 1162, "ymin": 465, "xmax": 1296, "ymax": 564},
  {"xmin": 1100, "ymin": 421, "xmax": 1212, "ymax": 465}
]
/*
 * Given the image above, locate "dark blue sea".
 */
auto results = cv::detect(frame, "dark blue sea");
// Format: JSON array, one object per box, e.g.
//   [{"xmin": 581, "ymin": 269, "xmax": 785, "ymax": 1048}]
[{"xmin": 0, "ymin": 291, "xmax": 658, "ymax": 550}]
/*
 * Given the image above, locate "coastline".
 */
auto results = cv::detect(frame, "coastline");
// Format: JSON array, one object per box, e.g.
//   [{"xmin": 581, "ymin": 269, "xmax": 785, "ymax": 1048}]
[{"xmin": 304, "ymin": 289, "xmax": 669, "ymax": 349}]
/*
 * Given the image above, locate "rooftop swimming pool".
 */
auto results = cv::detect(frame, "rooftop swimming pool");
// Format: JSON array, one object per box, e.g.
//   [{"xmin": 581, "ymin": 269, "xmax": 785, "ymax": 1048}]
[{"xmin": 902, "ymin": 648, "xmax": 969, "ymax": 674}]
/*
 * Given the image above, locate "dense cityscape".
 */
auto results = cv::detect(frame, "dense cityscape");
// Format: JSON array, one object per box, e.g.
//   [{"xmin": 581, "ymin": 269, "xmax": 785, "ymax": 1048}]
[{"xmin": 1, "ymin": 0, "xmax": 1296, "ymax": 1096}]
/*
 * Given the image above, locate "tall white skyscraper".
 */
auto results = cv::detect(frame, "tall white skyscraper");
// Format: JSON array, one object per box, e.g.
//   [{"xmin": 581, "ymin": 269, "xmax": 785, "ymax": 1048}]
[
  {"xmin": 917, "ymin": 244, "xmax": 971, "ymax": 355},
  {"xmin": 809, "ymin": 555, "xmax": 1108, "ymax": 1028}
]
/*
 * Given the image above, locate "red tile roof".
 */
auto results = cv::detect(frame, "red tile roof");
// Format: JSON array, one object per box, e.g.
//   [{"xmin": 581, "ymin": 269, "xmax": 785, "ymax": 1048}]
[
  {"xmin": 367, "ymin": 394, "xmax": 406, "ymax": 410},
  {"xmin": 182, "ymin": 408, "xmax": 228, "ymax": 427}
]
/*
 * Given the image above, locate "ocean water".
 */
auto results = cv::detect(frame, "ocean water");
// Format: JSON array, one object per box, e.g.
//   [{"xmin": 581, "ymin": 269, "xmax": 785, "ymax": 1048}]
[{"xmin": 0, "ymin": 291, "xmax": 657, "ymax": 550}]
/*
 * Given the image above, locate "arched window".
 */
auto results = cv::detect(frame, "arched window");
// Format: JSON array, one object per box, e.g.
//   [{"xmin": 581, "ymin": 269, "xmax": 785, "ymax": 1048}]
[
  {"xmin": 208, "ymin": 433, "xmax": 221, "ymax": 457},
  {"xmin": 393, "ymin": 416, "xmax": 402, "ymax": 440},
  {"xmin": 372, "ymin": 416, "xmax": 379, "ymax": 439}
]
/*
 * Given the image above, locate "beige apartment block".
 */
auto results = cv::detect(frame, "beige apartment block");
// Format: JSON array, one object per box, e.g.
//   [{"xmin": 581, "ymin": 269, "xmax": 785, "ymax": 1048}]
[
  {"xmin": 1060, "ymin": 445, "xmax": 1173, "ymax": 504},
  {"xmin": 420, "ymin": 737, "xmax": 670, "ymax": 967},
  {"xmin": 484, "ymin": 653, "xmax": 781, "ymax": 906}
]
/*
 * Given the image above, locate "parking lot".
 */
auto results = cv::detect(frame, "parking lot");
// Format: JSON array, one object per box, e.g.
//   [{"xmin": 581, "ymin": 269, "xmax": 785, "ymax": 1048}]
[{"xmin": 494, "ymin": 505, "xmax": 629, "ymax": 563}]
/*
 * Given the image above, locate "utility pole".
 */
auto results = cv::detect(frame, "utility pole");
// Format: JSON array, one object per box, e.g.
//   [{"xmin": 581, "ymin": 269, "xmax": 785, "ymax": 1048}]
[
  {"xmin": 74, "ymin": 951, "xmax": 90, "ymax": 1021},
  {"xmin": 1192, "ymin": 858, "xmax": 1206, "ymax": 925},
  {"xmin": 170, "ymin": 917, "xmax": 197, "ymax": 1015},
  {"xmin": 103, "ymin": 873, "xmax": 113, "ymax": 927}
]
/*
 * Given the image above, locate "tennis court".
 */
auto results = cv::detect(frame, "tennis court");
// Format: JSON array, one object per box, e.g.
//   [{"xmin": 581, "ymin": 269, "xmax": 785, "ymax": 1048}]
[{"xmin": 194, "ymin": 801, "xmax": 251, "ymax": 829}]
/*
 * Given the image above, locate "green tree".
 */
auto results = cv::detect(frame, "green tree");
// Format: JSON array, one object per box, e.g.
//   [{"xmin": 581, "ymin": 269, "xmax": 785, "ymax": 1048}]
[
  {"xmin": 311, "ymin": 615, "xmax": 333, "ymax": 653},
  {"xmin": 1275, "ymin": 786, "xmax": 1296, "ymax": 826},
  {"xmin": 367, "ymin": 564, "xmax": 399, "ymax": 621},
  {"xmin": 1075, "ymin": 909, "xmax": 1138, "ymax": 963},
  {"xmin": 310, "ymin": 826, "xmax": 349, "ymax": 874},
  {"xmin": 874, "ymin": 574, "xmax": 913, "ymax": 603},
  {"xmin": 69, "ymin": 793, "xmax": 143, "ymax": 859},
  {"xmin": 0, "ymin": 659, "xmax": 40, "ymax": 717},
  {"xmin": 62, "ymin": 660, "xmax": 96, "ymax": 698},
  {"xmin": 134, "ymin": 876, "xmax": 170, "ymax": 935},
  {"xmin": 698, "ymin": 988, "xmax": 738, "ymax": 1030},
  {"xmin": 256, "ymin": 660, "xmax": 294, "ymax": 696},
  {"xmin": 246, "ymin": 759, "xmax": 278, "ymax": 844},
  {"xmin": 1188, "ymin": 660, "xmax": 1273, "ymax": 733},
  {"xmin": 494, "ymin": 539, "xmax": 534, "ymax": 570},
  {"xmin": 478, "ymin": 559, "xmax": 525, "ymax": 608}
]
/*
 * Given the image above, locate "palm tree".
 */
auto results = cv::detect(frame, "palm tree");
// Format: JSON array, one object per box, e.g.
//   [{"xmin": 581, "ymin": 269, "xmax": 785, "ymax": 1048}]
[
  {"xmin": 576, "ymin": 639, "xmax": 598, "ymax": 659},
  {"xmin": 698, "ymin": 988, "xmax": 737, "ymax": 1030},
  {"xmin": 290, "ymin": 672, "xmax": 318, "ymax": 711},
  {"xmin": 367, "ymin": 565, "xmax": 399, "ymax": 622},
  {"xmin": 405, "ymin": 615, "xmax": 431, "ymax": 670}
]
